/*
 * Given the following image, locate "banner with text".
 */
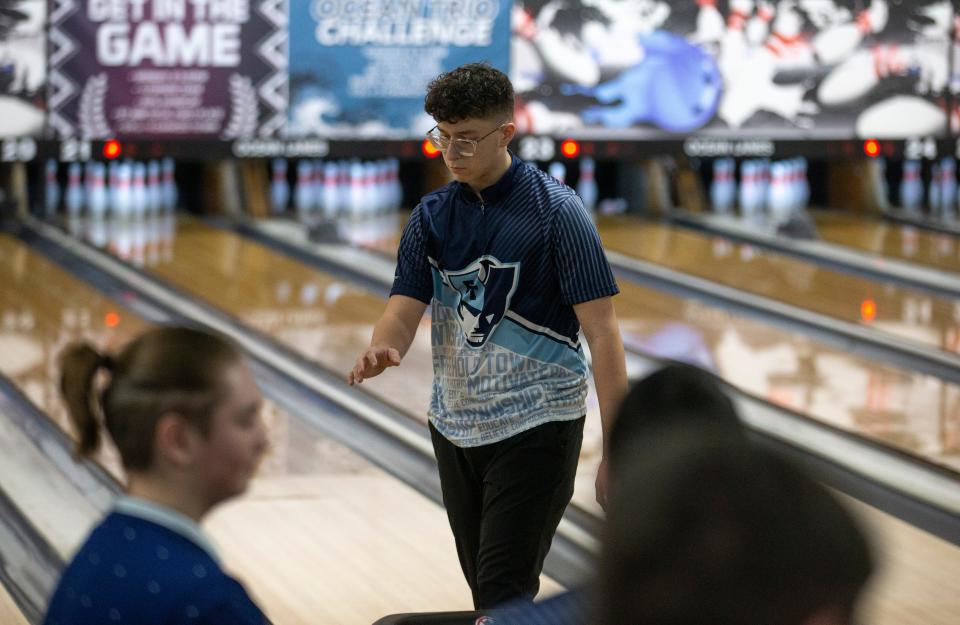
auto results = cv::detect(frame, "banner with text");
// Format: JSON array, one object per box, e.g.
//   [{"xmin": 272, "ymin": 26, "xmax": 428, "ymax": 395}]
[
  {"xmin": 47, "ymin": 0, "xmax": 288, "ymax": 139},
  {"xmin": 288, "ymin": 0, "xmax": 511, "ymax": 138}
]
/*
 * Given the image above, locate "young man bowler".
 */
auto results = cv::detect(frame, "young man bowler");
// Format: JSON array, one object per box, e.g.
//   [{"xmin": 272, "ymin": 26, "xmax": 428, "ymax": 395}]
[{"xmin": 348, "ymin": 63, "xmax": 627, "ymax": 609}]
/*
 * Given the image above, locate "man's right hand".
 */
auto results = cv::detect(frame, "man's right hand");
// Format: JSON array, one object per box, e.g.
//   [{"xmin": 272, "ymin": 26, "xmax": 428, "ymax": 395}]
[{"xmin": 348, "ymin": 346, "xmax": 402, "ymax": 385}]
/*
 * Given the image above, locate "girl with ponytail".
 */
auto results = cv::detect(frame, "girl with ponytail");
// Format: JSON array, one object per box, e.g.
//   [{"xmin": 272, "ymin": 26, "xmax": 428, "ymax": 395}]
[{"xmin": 44, "ymin": 326, "xmax": 271, "ymax": 625}]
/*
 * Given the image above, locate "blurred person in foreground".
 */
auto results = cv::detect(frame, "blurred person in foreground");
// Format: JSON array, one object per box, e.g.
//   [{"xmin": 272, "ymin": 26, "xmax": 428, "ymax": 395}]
[
  {"xmin": 597, "ymin": 433, "xmax": 874, "ymax": 625},
  {"xmin": 43, "ymin": 326, "xmax": 271, "ymax": 625}
]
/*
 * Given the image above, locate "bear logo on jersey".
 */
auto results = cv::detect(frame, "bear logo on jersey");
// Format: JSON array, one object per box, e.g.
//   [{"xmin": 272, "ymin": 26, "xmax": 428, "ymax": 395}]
[{"xmin": 442, "ymin": 256, "xmax": 520, "ymax": 348}]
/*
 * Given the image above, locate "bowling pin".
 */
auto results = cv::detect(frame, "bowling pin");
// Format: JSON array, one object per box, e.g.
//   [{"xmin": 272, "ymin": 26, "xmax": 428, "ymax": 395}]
[
  {"xmin": 710, "ymin": 157, "xmax": 736, "ymax": 214},
  {"xmin": 132, "ymin": 162, "xmax": 148, "ymax": 219},
  {"xmin": 65, "ymin": 162, "xmax": 84, "ymax": 217},
  {"xmin": 44, "ymin": 159, "xmax": 60, "ymax": 217},
  {"xmin": 818, "ymin": 46, "xmax": 907, "ymax": 107},
  {"xmin": 856, "ymin": 95, "xmax": 946, "ymax": 139},
  {"xmin": 270, "ymin": 158, "xmax": 289, "ymax": 214},
  {"xmin": 577, "ymin": 156, "xmax": 599, "ymax": 213},
  {"xmin": 161, "ymin": 158, "xmax": 177, "ymax": 212},
  {"xmin": 146, "ymin": 160, "xmax": 162, "ymax": 214},
  {"xmin": 294, "ymin": 160, "xmax": 315, "ymax": 219},
  {"xmin": 929, "ymin": 162, "xmax": 942, "ymax": 214},
  {"xmin": 693, "ymin": 0, "xmax": 725, "ymax": 46},
  {"xmin": 548, "ymin": 162, "xmax": 567, "ymax": 185},
  {"xmin": 322, "ymin": 161, "xmax": 341, "ymax": 218},
  {"xmin": 812, "ymin": 0, "xmax": 888, "ymax": 66},
  {"xmin": 899, "ymin": 160, "xmax": 923, "ymax": 212},
  {"xmin": 88, "ymin": 162, "xmax": 108, "ymax": 219},
  {"xmin": 940, "ymin": 157, "xmax": 957, "ymax": 218}
]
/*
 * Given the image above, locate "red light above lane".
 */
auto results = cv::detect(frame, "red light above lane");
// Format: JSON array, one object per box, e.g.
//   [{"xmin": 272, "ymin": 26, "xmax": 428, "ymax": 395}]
[
  {"xmin": 422, "ymin": 139, "xmax": 440, "ymax": 158},
  {"xmin": 860, "ymin": 299, "xmax": 877, "ymax": 323},
  {"xmin": 103, "ymin": 140, "xmax": 122, "ymax": 159},
  {"xmin": 560, "ymin": 140, "xmax": 580, "ymax": 158},
  {"xmin": 863, "ymin": 139, "xmax": 880, "ymax": 158}
]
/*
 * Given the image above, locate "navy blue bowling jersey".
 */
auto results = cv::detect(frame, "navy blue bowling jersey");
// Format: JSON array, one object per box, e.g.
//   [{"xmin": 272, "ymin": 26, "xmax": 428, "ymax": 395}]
[
  {"xmin": 391, "ymin": 154, "xmax": 618, "ymax": 446},
  {"xmin": 43, "ymin": 500, "xmax": 268, "ymax": 625}
]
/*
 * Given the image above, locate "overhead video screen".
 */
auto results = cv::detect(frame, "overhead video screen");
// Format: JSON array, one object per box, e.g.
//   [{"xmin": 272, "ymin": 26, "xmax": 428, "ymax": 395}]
[
  {"xmin": 46, "ymin": 0, "xmax": 287, "ymax": 139},
  {"xmin": 0, "ymin": 0, "xmax": 45, "ymax": 137},
  {"xmin": 511, "ymin": 0, "xmax": 957, "ymax": 140}
]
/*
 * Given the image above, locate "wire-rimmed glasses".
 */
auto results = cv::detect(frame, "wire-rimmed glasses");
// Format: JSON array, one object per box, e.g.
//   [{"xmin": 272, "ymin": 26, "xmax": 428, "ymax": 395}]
[{"xmin": 426, "ymin": 122, "xmax": 509, "ymax": 157}]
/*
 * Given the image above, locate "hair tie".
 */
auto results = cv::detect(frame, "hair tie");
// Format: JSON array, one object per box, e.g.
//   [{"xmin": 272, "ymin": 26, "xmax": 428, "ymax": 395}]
[{"xmin": 99, "ymin": 354, "xmax": 115, "ymax": 372}]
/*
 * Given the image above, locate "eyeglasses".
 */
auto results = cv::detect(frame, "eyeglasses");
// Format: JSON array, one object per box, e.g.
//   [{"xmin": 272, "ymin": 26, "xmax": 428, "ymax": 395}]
[{"xmin": 426, "ymin": 122, "xmax": 508, "ymax": 157}]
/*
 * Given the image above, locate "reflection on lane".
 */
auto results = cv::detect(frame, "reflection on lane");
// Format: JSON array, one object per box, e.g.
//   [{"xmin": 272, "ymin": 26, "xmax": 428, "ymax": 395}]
[
  {"xmin": 597, "ymin": 216, "xmax": 960, "ymax": 356},
  {"xmin": 811, "ymin": 211, "xmax": 960, "ymax": 275},
  {"xmin": 0, "ymin": 233, "xmax": 487, "ymax": 622}
]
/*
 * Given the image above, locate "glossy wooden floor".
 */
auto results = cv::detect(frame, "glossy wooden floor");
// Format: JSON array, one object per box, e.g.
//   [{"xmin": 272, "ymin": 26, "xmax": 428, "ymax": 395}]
[
  {"xmin": 0, "ymin": 583, "xmax": 28, "ymax": 625},
  {"xmin": 5, "ymin": 229, "xmax": 960, "ymax": 625},
  {"xmin": 281, "ymin": 213, "xmax": 960, "ymax": 474},
  {"xmin": 596, "ymin": 216, "xmax": 960, "ymax": 356},
  {"xmin": 0, "ymin": 233, "xmax": 565, "ymax": 624},
  {"xmin": 811, "ymin": 211, "xmax": 960, "ymax": 274}
]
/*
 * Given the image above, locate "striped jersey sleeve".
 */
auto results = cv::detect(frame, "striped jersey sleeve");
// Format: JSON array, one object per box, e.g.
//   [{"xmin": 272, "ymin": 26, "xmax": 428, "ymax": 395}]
[
  {"xmin": 551, "ymin": 195, "xmax": 619, "ymax": 305},
  {"xmin": 390, "ymin": 204, "xmax": 432, "ymax": 304}
]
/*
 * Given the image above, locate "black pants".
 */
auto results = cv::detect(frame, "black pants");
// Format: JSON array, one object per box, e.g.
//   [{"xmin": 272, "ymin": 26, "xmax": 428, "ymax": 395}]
[{"xmin": 429, "ymin": 417, "xmax": 585, "ymax": 610}]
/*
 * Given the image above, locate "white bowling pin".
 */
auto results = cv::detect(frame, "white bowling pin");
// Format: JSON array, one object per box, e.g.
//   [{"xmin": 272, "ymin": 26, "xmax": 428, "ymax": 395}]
[
  {"xmin": 294, "ymin": 160, "xmax": 315, "ymax": 218},
  {"xmin": 322, "ymin": 161, "xmax": 341, "ymax": 218},
  {"xmin": 271, "ymin": 158, "xmax": 290, "ymax": 214},
  {"xmin": 812, "ymin": 0, "xmax": 888, "ymax": 66},
  {"xmin": 44, "ymin": 159, "xmax": 60, "ymax": 217},
  {"xmin": 88, "ymin": 162, "xmax": 108, "ymax": 218},
  {"xmin": 65, "ymin": 162, "xmax": 84, "ymax": 216},
  {"xmin": 146, "ymin": 160, "xmax": 162, "ymax": 214},
  {"xmin": 899, "ymin": 160, "xmax": 923, "ymax": 212},
  {"xmin": 856, "ymin": 95, "xmax": 946, "ymax": 139},
  {"xmin": 548, "ymin": 162, "xmax": 567, "ymax": 185},
  {"xmin": 818, "ymin": 46, "xmax": 907, "ymax": 107},
  {"xmin": 693, "ymin": 0, "xmax": 726, "ymax": 46},
  {"xmin": 929, "ymin": 162, "xmax": 942, "ymax": 214},
  {"xmin": 577, "ymin": 156, "xmax": 599, "ymax": 213},
  {"xmin": 161, "ymin": 158, "xmax": 177, "ymax": 212}
]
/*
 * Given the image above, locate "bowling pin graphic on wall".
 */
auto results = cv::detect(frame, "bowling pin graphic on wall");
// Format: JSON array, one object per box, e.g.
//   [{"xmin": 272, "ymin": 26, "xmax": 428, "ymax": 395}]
[{"xmin": 511, "ymin": 1, "xmax": 950, "ymax": 140}]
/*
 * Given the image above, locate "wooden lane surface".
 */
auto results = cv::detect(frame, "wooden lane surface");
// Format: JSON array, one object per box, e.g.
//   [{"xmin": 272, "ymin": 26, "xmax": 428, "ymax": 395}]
[
  {"xmin": 596, "ymin": 216, "xmax": 960, "ymax": 356},
  {"xmin": 0, "ymin": 233, "xmax": 561, "ymax": 624},
  {"xmin": 348, "ymin": 212, "xmax": 960, "ymax": 473},
  {"xmin": 846, "ymin": 495, "xmax": 960, "ymax": 625},
  {"xmin": 0, "ymin": 582, "xmax": 29, "ymax": 625},
  {"xmin": 811, "ymin": 211, "xmax": 960, "ymax": 274}
]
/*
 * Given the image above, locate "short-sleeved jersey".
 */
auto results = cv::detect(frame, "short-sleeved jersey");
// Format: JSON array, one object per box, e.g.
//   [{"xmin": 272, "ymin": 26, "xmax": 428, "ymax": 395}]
[
  {"xmin": 391, "ymin": 154, "xmax": 618, "ymax": 446},
  {"xmin": 43, "ymin": 511, "xmax": 268, "ymax": 625}
]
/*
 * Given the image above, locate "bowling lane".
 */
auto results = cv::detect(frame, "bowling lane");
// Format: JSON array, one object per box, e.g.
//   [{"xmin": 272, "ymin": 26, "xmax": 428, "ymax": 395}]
[
  {"xmin": 0, "ymin": 583, "xmax": 28, "ymax": 625},
  {"xmin": 0, "ymin": 233, "xmax": 556, "ymax": 622},
  {"xmin": 597, "ymin": 216, "xmax": 960, "ymax": 356},
  {"xmin": 344, "ymin": 211, "xmax": 960, "ymax": 473},
  {"xmin": 811, "ymin": 210, "xmax": 960, "ymax": 274}
]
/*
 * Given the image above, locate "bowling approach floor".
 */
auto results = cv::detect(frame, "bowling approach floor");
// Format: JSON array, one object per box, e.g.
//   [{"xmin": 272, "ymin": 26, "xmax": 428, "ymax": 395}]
[
  {"xmin": 0, "ymin": 233, "xmax": 562, "ymax": 625},
  {"xmin": 0, "ymin": 582, "xmax": 28, "ymax": 625},
  {"xmin": 5, "ymin": 219, "xmax": 960, "ymax": 623}
]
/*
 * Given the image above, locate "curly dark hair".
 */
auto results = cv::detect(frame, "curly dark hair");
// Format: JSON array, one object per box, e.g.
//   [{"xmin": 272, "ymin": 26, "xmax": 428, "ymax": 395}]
[{"xmin": 424, "ymin": 63, "xmax": 514, "ymax": 123}]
